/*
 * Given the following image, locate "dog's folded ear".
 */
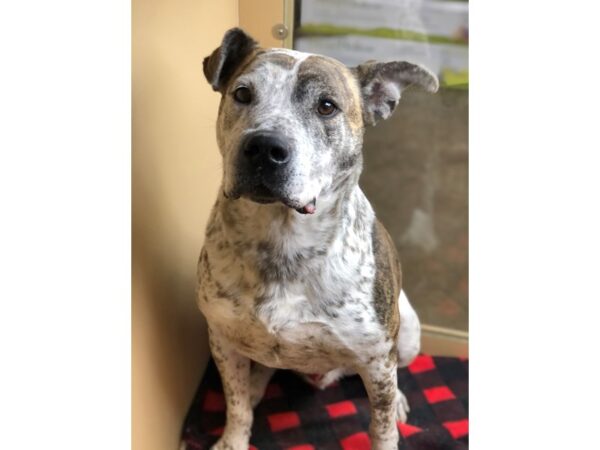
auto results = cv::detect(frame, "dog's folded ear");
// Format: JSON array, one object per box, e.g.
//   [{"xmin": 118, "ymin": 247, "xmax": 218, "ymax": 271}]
[
  {"xmin": 352, "ymin": 61, "xmax": 439, "ymax": 126},
  {"xmin": 203, "ymin": 28, "xmax": 258, "ymax": 92}
]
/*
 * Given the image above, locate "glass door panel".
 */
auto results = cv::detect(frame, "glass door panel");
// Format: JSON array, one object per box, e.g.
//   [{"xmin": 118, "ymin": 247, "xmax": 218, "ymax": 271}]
[{"xmin": 289, "ymin": 0, "xmax": 469, "ymax": 337}]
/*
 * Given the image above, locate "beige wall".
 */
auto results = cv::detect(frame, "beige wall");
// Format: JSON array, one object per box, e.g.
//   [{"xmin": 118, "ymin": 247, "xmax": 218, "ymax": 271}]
[{"xmin": 132, "ymin": 1, "xmax": 238, "ymax": 449}]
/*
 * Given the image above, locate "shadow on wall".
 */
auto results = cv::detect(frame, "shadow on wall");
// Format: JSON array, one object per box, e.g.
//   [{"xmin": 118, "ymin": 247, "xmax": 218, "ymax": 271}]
[
  {"xmin": 132, "ymin": 0, "xmax": 236, "ymax": 449},
  {"xmin": 132, "ymin": 153, "xmax": 209, "ymax": 449},
  {"xmin": 132, "ymin": 180, "xmax": 207, "ymax": 429}
]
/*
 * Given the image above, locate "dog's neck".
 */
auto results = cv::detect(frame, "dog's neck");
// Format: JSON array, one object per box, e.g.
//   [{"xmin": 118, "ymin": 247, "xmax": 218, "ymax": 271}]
[{"xmin": 216, "ymin": 173, "xmax": 365, "ymax": 252}]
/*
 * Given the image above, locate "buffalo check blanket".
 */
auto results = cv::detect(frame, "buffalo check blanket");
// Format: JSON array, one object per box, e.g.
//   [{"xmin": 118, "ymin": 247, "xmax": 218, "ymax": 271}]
[{"xmin": 181, "ymin": 355, "xmax": 468, "ymax": 450}]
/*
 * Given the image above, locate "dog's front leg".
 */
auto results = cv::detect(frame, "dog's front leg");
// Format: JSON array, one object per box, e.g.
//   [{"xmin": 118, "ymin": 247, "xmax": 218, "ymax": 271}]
[
  {"xmin": 358, "ymin": 363, "xmax": 400, "ymax": 450},
  {"xmin": 209, "ymin": 328, "xmax": 253, "ymax": 450}
]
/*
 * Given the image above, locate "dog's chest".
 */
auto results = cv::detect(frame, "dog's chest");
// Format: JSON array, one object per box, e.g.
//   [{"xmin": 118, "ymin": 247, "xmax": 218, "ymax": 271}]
[
  {"xmin": 199, "ymin": 192, "xmax": 385, "ymax": 372},
  {"xmin": 202, "ymin": 283, "xmax": 377, "ymax": 373}
]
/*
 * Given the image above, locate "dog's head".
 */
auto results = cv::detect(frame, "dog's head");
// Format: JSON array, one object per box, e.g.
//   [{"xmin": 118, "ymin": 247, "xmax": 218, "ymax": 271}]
[{"xmin": 203, "ymin": 28, "xmax": 438, "ymax": 214}]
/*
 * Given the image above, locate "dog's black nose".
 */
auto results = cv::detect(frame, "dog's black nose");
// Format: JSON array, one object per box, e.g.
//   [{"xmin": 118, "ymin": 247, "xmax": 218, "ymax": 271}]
[{"xmin": 243, "ymin": 132, "xmax": 291, "ymax": 166}]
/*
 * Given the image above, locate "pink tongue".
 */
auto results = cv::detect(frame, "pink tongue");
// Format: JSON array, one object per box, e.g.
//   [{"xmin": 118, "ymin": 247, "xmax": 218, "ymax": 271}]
[
  {"xmin": 302, "ymin": 203, "xmax": 316, "ymax": 214},
  {"xmin": 295, "ymin": 198, "xmax": 316, "ymax": 214}
]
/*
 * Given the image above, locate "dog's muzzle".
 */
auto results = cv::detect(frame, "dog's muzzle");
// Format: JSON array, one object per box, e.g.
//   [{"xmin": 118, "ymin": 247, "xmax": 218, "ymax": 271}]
[{"xmin": 229, "ymin": 132, "xmax": 316, "ymax": 214}]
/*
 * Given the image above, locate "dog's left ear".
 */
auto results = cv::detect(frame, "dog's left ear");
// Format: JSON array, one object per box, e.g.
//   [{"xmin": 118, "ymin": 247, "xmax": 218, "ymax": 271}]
[
  {"xmin": 203, "ymin": 28, "xmax": 258, "ymax": 92},
  {"xmin": 352, "ymin": 60, "xmax": 439, "ymax": 126}
]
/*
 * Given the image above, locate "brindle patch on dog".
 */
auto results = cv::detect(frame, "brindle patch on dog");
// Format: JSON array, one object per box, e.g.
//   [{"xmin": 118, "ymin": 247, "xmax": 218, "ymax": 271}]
[{"xmin": 371, "ymin": 220, "xmax": 402, "ymax": 338}]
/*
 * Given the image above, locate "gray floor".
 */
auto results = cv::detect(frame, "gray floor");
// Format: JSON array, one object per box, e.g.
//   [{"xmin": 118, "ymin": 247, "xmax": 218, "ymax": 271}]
[{"xmin": 360, "ymin": 88, "xmax": 469, "ymax": 331}]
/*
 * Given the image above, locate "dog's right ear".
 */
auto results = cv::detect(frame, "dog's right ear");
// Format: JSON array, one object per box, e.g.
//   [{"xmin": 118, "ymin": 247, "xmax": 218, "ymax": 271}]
[{"xmin": 203, "ymin": 28, "xmax": 258, "ymax": 92}]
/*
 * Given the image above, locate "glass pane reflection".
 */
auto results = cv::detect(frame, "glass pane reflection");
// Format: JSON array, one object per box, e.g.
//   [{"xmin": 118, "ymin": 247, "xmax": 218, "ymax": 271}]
[{"xmin": 292, "ymin": 0, "xmax": 469, "ymax": 331}]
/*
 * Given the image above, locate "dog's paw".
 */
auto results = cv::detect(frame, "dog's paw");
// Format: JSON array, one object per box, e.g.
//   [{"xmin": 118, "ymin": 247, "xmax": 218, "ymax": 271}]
[
  {"xmin": 370, "ymin": 432, "xmax": 401, "ymax": 450},
  {"xmin": 395, "ymin": 389, "xmax": 410, "ymax": 423},
  {"xmin": 210, "ymin": 436, "xmax": 247, "ymax": 450}
]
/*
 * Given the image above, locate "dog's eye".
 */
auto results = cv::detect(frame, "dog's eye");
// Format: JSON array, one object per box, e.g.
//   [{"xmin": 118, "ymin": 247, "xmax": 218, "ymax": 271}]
[
  {"xmin": 317, "ymin": 99, "xmax": 338, "ymax": 117},
  {"xmin": 233, "ymin": 86, "xmax": 252, "ymax": 104}
]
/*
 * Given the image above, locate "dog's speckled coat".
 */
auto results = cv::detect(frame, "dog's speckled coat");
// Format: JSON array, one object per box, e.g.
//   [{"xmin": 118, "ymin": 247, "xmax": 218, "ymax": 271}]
[{"xmin": 197, "ymin": 28, "xmax": 438, "ymax": 450}]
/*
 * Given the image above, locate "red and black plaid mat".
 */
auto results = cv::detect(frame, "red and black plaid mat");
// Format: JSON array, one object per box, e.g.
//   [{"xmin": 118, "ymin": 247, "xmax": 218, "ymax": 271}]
[{"xmin": 181, "ymin": 355, "xmax": 468, "ymax": 449}]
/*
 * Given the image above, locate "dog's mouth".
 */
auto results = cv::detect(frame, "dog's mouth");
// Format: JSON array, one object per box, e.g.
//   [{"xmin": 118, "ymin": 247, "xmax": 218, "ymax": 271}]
[
  {"xmin": 235, "ymin": 184, "xmax": 317, "ymax": 215},
  {"xmin": 294, "ymin": 198, "xmax": 316, "ymax": 215}
]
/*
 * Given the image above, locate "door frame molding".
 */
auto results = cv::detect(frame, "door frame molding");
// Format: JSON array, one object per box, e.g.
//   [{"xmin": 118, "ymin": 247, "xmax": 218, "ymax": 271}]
[{"xmin": 421, "ymin": 324, "xmax": 468, "ymax": 358}]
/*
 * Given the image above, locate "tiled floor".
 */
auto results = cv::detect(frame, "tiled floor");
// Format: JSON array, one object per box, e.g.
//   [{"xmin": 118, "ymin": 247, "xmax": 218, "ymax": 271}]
[{"xmin": 361, "ymin": 88, "xmax": 468, "ymax": 331}]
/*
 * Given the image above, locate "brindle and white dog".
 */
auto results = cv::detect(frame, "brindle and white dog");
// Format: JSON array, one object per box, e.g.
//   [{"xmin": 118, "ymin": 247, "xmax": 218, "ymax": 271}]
[{"xmin": 197, "ymin": 28, "xmax": 438, "ymax": 450}]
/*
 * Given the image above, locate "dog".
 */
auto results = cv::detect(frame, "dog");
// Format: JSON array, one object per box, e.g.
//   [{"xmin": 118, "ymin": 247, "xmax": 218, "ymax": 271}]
[{"xmin": 197, "ymin": 28, "xmax": 438, "ymax": 450}]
